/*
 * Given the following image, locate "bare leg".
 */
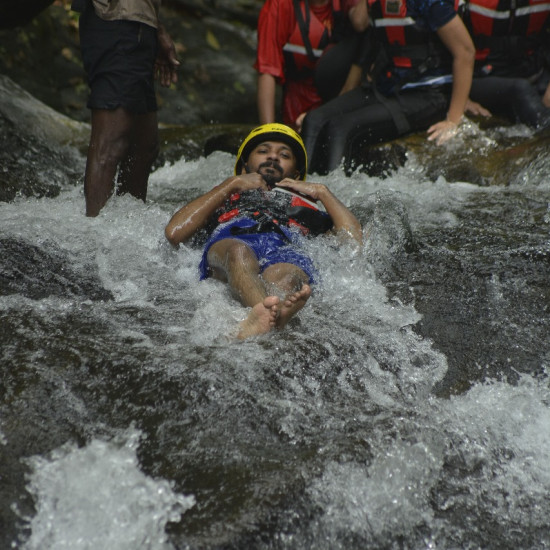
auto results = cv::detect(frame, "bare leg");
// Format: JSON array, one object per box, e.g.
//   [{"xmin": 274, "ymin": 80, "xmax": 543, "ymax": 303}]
[
  {"xmin": 208, "ymin": 240, "xmax": 283, "ymax": 338},
  {"xmin": 85, "ymin": 108, "xmax": 134, "ymax": 216},
  {"xmin": 207, "ymin": 242, "xmax": 312, "ymax": 338},
  {"xmin": 116, "ymin": 111, "xmax": 159, "ymax": 201},
  {"xmin": 207, "ymin": 239, "xmax": 267, "ymax": 307}
]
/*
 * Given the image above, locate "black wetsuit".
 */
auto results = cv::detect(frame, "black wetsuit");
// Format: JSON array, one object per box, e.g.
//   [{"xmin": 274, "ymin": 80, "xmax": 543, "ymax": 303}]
[
  {"xmin": 470, "ymin": 73, "xmax": 550, "ymax": 128},
  {"xmin": 464, "ymin": 0, "xmax": 550, "ymax": 129},
  {"xmin": 301, "ymin": 0, "xmax": 460, "ymax": 175}
]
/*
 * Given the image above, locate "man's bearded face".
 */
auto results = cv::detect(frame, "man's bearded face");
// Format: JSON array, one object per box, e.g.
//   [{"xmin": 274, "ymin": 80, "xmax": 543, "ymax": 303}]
[
  {"xmin": 243, "ymin": 141, "xmax": 298, "ymax": 188},
  {"xmin": 257, "ymin": 160, "xmax": 284, "ymax": 188}
]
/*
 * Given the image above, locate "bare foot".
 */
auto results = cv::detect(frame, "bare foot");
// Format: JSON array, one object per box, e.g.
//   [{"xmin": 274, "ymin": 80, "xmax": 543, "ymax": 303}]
[
  {"xmin": 237, "ymin": 296, "xmax": 280, "ymax": 339},
  {"xmin": 276, "ymin": 284, "xmax": 311, "ymax": 329}
]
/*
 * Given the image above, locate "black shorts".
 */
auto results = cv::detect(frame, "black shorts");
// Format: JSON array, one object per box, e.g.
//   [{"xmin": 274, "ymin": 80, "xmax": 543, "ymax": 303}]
[{"xmin": 79, "ymin": 4, "xmax": 158, "ymax": 113}]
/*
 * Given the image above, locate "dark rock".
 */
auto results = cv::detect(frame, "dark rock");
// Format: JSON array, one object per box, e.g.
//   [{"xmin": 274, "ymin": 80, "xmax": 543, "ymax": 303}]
[
  {"xmin": 157, "ymin": 122, "xmax": 254, "ymax": 167},
  {"xmin": 0, "ymin": 111, "xmax": 82, "ymax": 203},
  {"xmin": 0, "ymin": 74, "xmax": 87, "ymax": 201},
  {"xmin": 0, "ymin": 1, "xmax": 261, "ymax": 126},
  {"xmin": 348, "ymin": 142, "xmax": 409, "ymax": 177},
  {"xmin": 0, "ymin": 0, "xmax": 54, "ymax": 29},
  {"xmin": 0, "ymin": 237, "xmax": 113, "ymax": 301}
]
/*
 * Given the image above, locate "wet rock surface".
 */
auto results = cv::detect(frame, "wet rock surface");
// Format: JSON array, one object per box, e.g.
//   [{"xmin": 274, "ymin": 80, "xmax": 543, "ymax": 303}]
[
  {"xmin": 1, "ymin": 6, "xmax": 549, "ymax": 548},
  {"xmin": 1, "ymin": 0, "xmax": 549, "ymax": 200},
  {"xmin": 0, "ymin": 1, "xmax": 263, "ymax": 126}
]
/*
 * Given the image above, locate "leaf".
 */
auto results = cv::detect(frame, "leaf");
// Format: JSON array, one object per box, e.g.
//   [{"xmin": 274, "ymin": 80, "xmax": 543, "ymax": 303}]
[
  {"xmin": 61, "ymin": 47, "xmax": 73, "ymax": 61},
  {"xmin": 205, "ymin": 30, "xmax": 220, "ymax": 51},
  {"xmin": 233, "ymin": 81, "xmax": 245, "ymax": 94}
]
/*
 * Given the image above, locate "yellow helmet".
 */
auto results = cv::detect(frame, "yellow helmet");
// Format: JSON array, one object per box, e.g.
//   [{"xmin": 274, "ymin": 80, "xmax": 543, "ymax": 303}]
[{"xmin": 234, "ymin": 123, "xmax": 308, "ymax": 180}]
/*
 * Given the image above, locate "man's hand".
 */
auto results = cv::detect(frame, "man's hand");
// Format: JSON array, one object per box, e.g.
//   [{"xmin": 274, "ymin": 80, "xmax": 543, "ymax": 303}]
[
  {"xmin": 427, "ymin": 118, "xmax": 460, "ymax": 145},
  {"xmin": 277, "ymin": 179, "xmax": 363, "ymax": 245},
  {"xmin": 465, "ymin": 98, "xmax": 491, "ymax": 117},
  {"xmin": 155, "ymin": 24, "xmax": 180, "ymax": 87},
  {"xmin": 275, "ymin": 178, "xmax": 326, "ymax": 201},
  {"xmin": 228, "ymin": 173, "xmax": 271, "ymax": 193}
]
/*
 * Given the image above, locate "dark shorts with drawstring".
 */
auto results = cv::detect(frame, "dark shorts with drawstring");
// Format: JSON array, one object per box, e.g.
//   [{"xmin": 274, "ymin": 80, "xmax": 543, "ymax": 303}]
[
  {"xmin": 199, "ymin": 218, "xmax": 317, "ymax": 283},
  {"xmin": 78, "ymin": 2, "xmax": 158, "ymax": 113}
]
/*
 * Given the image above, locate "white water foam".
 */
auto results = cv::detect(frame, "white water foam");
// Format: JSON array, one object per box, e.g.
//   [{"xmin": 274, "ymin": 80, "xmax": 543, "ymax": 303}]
[
  {"xmin": 307, "ymin": 374, "xmax": 550, "ymax": 548},
  {"xmin": 2, "ymin": 144, "xmax": 549, "ymax": 549},
  {"xmin": 22, "ymin": 429, "xmax": 194, "ymax": 550}
]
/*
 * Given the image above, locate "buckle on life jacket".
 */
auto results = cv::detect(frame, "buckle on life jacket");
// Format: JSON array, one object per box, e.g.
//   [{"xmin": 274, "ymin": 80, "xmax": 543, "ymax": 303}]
[{"xmin": 229, "ymin": 216, "xmax": 290, "ymax": 241}]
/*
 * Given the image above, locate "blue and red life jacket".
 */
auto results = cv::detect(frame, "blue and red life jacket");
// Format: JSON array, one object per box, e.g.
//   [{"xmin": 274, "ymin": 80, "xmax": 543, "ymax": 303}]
[{"xmin": 207, "ymin": 187, "xmax": 333, "ymax": 238}]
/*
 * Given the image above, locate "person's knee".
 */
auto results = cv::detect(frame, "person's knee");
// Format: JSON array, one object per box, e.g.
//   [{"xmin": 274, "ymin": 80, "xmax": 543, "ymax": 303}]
[
  {"xmin": 221, "ymin": 240, "xmax": 257, "ymax": 268},
  {"xmin": 91, "ymin": 127, "xmax": 131, "ymax": 167},
  {"xmin": 302, "ymin": 109, "xmax": 329, "ymax": 139},
  {"xmin": 509, "ymin": 78, "xmax": 536, "ymax": 101}
]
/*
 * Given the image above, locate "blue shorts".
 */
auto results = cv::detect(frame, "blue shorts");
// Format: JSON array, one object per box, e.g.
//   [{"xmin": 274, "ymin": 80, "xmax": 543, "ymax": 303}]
[
  {"xmin": 199, "ymin": 218, "xmax": 317, "ymax": 283},
  {"xmin": 79, "ymin": 4, "xmax": 158, "ymax": 113}
]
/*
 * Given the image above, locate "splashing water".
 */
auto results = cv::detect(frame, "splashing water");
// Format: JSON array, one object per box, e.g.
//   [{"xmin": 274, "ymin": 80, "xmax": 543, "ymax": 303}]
[
  {"xmin": 1, "ymin": 137, "xmax": 549, "ymax": 549},
  {"xmin": 22, "ymin": 429, "xmax": 195, "ymax": 550}
]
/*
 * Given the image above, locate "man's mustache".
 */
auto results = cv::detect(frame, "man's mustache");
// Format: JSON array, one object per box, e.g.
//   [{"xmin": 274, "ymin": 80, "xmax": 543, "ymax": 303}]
[
  {"xmin": 242, "ymin": 160, "xmax": 284, "ymax": 189},
  {"xmin": 258, "ymin": 160, "xmax": 283, "ymax": 174},
  {"xmin": 243, "ymin": 161, "xmax": 284, "ymax": 188}
]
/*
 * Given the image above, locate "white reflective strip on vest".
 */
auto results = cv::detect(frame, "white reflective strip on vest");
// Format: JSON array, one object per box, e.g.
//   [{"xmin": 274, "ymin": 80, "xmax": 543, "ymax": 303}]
[
  {"xmin": 516, "ymin": 3, "xmax": 550, "ymax": 15},
  {"xmin": 282, "ymin": 43, "xmax": 324, "ymax": 57},
  {"xmin": 374, "ymin": 16, "xmax": 416, "ymax": 27},
  {"xmin": 467, "ymin": 4, "xmax": 511, "ymax": 18},
  {"xmin": 400, "ymin": 74, "xmax": 453, "ymax": 89}
]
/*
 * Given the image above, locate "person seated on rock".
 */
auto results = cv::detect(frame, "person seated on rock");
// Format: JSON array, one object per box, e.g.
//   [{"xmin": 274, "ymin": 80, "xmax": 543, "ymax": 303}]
[
  {"xmin": 300, "ymin": 0, "xmax": 477, "ymax": 175},
  {"xmin": 164, "ymin": 123, "xmax": 362, "ymax": 339},
  {"xmin": 255, "ymin": 0, "xmax": 369, "ymax": 132},
  {"xmin": 463, "ymin": 0, "xmax": 550, "ymax": 130}
]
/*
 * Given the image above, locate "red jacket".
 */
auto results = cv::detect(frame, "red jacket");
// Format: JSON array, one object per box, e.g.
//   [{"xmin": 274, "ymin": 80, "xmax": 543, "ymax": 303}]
[
  {"xmin": 463, "ymin": 0, "xmax": 550, "ymax": 75},
  {"xmin": 255, "ymin": 0, "xmax": 358, "ymax": 126}
]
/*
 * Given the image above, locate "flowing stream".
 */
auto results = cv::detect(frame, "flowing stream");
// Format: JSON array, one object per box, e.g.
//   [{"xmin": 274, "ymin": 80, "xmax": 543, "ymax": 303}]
[{"xmin": 1, "ymin": 122, "xmax": 550, "ymax": 549}]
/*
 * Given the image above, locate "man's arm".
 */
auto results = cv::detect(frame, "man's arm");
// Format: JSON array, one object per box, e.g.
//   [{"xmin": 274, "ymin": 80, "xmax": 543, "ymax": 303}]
[
  {"xmin": 257, "ymin": 73, "xmax": 278, "ymax": 124},
  {"xmin": 165, "ymin": 174, "xmax": 269, "ymax": 246},
  {"xmin": 275, "ymin": 179, "xmax": 363, "ymax": 245},
  {"xmin": 427, "ymin": 15, "xmax": 475, "ymax": 144},
  {"xmin": 348, "ymin": 0, "xmax": 369, "ymax": 32}
]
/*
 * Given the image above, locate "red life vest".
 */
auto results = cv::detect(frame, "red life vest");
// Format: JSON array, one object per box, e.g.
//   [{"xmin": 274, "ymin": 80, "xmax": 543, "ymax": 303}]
[
  {"xmin": 367, "ymin": 0, "xmax": 457, "ymax": 74},
  {"xmin": 464, "ymin": 0, "xmax": 550, "ymax": 62},
  {"xmin": 283, "ymin": 0, "xmax": 344, "ymax": 80},
  {"xmin": 209, "ymin": 188, "xmax": 333, "ymax": 237}
]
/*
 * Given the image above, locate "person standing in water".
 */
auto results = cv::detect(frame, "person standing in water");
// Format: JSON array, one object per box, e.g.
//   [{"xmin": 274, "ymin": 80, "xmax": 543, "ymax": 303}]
[
  {"xmin": 165, "ymin": 123, "xmax": 362, "ymax": 339},
  {"xmin": 72, "ymin": 0, "xmax": 180, "ymax": 216}
]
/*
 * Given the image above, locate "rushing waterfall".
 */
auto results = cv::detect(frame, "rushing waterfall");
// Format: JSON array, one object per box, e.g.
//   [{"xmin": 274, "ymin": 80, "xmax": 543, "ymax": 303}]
[{"xmin": 1, "ymin": 121, "xmax": 550, "ymax": 549}]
